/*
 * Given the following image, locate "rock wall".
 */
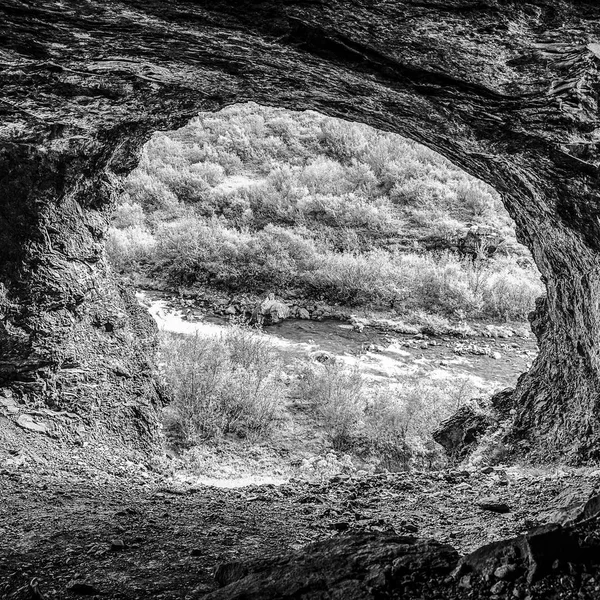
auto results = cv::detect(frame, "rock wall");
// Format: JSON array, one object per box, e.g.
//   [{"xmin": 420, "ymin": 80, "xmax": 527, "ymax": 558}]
[{"xmin": 1, "ymin": 0, "xmax": 600, "ymax": 457}]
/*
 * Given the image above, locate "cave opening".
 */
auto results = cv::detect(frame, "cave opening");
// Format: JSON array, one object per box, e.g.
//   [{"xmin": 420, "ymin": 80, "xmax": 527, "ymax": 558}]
[
  {"xmin": 4, "ymin": 2, "xmax": 600, "ymax": 598},
  {"xmin": 106, "ymin": 102, "xmax": 543, "ymax": 483}
]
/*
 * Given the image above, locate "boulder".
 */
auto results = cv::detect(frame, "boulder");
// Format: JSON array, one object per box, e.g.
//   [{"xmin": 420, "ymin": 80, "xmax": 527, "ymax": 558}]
[
  {"xmin": 204, "ymin": 533, "xmax": 459, "ymax": 600},
  {"xmin": 433, "ymin": 405, "xmax": 495, "ymax": 461},
  {"xmin": 251, "ymin": 295, "xmax": 290, "ymax": 326},
  {"xmin": 204, "ymin": 507, "xmax": 600, "ymax": 600}
]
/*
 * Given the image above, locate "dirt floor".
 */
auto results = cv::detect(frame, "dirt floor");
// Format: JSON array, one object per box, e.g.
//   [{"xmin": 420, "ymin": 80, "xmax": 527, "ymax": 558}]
[{"xmin": 1, "ymin": 456, "xmax": 599, "ymax": 599}]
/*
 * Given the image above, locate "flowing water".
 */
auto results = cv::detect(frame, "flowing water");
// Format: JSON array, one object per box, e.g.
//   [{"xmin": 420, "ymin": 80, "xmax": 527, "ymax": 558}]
[{"xmin": 137, "ymin": 289, "xmax": 536, "ymax": 392}]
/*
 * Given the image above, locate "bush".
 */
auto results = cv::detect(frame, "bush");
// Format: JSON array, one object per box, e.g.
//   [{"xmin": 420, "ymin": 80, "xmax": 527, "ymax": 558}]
[
  {"xmin": 318, "ymin": 118, "xmax": 369, "ymax": 163},
  {"xmin": 160, "ymin": 327, "xmax": 285, "ymax": 445},
  {"xmin": 482, "ymin": 264, "xmax": 542, "ymax": 320},
  {"xmin": 411, "ymin": 256, "xmax": 483, "ymax": 317},
  {"xmin": 124, "ymin": 171, "xmax": 179, "ymax": 211},
  {"xmin": 305, "ymin": 249, "xmax": 398, "ymax": 305},
  {"xmin": 297, "ymin": 361, "xmax": 365, "ymax": 450},
  {"xmin": 299, "ymin": 156, "xmax": 349, "ymax": 195},
  {"xmin": 106, "ymin": 226, "xmax": 156, "ymax": 271},
  {"xmin": 456, "ymin": 181, "xmax": 496, "ymax": 219},
  {"xmin": 112, "ymin": 201, "xmax": 145, "ymax": 230},
  {"xmin": 362, "ymin": 377, "xmax": 475, "ymax": 470},
  {"xmin": 296, "ymin": 360, "xmax": 478, "ymax": 470}
]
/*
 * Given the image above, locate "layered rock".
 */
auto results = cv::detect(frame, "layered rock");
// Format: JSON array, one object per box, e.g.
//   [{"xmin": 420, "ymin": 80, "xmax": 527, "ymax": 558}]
[{"xmin": 1, "ymin": 1, "xmax": 600, "ymax": 457}]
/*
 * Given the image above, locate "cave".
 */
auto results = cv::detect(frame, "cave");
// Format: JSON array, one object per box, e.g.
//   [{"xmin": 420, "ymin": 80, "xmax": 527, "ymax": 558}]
[
  {"xmin": 2, "ymin": 1, "xmax": 600, "ymax": 598},
  {"xmin": 2, "ymin": 0, "xmax": 600, "ymax": 460}
]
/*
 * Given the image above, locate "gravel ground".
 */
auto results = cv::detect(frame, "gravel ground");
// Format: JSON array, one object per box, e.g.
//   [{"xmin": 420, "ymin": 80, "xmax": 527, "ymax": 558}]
[{"xmin": 1, "ymin": 459, "xmax": 598, "ymax": 599}]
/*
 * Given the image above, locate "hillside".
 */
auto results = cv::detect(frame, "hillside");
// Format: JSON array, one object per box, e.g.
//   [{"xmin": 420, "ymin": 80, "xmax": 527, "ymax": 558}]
[{"xmin": 108, "ymin": 103, "xmax": 542, "ymax": 322}]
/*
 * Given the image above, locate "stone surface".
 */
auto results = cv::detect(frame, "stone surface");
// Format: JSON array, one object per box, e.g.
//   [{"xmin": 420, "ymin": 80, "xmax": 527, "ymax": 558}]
[
  {"xmin": 205, "ymin": 533, "xmax": 460, "ymax": 599},
  {"xmin": 204, "ymin": 519, "xmax": 600, "ymax": 599},
  {"xmin": 251, "ymin": 296, "xmax": 291, "ymax": 326},
  {"xmin": 433, "ymin": 405, "xmax": 495, "ymax": 461},
  {"xmin": 66, "ymin": 581, "xmax": 100, "ymax": 595},
  {"xmin": 2, "ymin": 2, "xmax": 600, "ymax": 458},
  {"xmin": 477, "ymin": 498, "xmax": 511, "ymax": 514}
]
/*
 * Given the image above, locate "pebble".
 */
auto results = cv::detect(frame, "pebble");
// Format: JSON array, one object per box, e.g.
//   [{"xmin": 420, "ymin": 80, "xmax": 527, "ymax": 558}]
[
  {"xmin": 490, "ymin": 581, "xmax": 505, "ymax": 594},
  {"xmin": 329, "ymin": 521, "xmax": 351, "ymax": 531},
  {"xmin": 494, "ymin": 564, "xmax": 517, "ymax": 579},
  {"xmin": 110, "ymin": 539, "xmax": 127, "ymax": 551}
]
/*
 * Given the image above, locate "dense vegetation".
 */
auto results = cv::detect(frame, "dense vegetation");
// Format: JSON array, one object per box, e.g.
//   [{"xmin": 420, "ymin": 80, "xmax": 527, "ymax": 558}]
[
  {"xmin": 161, "ymin": 325, "xmax": 477, "ymax": 471},
  {"xmin": 109, "ymin": 103, "xmax": 541, "ymax": 321}
]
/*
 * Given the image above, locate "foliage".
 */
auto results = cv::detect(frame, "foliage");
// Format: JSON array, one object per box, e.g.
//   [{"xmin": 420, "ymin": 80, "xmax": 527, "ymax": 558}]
[
  {"xmin": 160, "ymin": 326, "xmax": 285, "ymax": 446},
  {"xmin": 297, "ymin": 361, "xmax": 365, "ymax": 450},
  {"xmin": 296, "ymin": 360, "xmax": 478, "ymax": 470},
  {"xmin": 106, "ymin": 225, "xmax": 156, "ymax": 271},
  {"xmin": 109, "ymin": 102, "xmax": 543, "ymax": 321}
]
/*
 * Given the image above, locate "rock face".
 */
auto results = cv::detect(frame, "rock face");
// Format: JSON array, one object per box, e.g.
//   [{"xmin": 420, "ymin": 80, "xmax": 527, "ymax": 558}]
[
  {"xmin": 1, "ymin": 1, "xmax": 600, "ymax": 457},
  {"xmin": 205, "ymin": 533, "xmax": 460, "ymax": 600}
]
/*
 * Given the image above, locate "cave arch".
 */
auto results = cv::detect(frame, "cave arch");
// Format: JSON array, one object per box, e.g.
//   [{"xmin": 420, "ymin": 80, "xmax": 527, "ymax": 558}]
[{"xmin": 1, "ymin": 1, "xmax": 600, "ymax": 459}]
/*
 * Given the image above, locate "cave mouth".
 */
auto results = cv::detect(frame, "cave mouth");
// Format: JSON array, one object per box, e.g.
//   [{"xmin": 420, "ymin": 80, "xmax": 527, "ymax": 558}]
[
  {"xmin": 4, "ymin": 3, "xmax": 600, "ymax": 598},
  {"xmin": 106, "ymin": 102, "xmax": 543, "ymax": 482}
]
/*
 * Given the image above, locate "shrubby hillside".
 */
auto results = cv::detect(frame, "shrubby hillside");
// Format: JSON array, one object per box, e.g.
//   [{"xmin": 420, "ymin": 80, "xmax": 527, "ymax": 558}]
[{"xmin": 109, "ymin": 103, "xmax": 542, "ymax": 321}]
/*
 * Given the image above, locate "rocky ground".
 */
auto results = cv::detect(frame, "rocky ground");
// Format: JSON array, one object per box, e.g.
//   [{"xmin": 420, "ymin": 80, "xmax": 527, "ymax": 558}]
[{"xmin": 1, "ymin": 454, "xmax": 600, "ymax": 599}]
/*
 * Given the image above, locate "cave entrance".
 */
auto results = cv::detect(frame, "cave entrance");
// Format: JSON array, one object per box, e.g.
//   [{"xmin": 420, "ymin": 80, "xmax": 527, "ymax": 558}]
[{"xmin": 107, "ymin": 103, "xmax": 542, "ymax": 482}]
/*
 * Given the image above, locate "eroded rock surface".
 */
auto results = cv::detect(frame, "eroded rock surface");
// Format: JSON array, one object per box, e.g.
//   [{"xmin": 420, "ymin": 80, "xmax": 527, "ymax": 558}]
[
  {"xmin": 433, "ymin": 405, "xmax": 496, "ymax": 462},
  {"xmin": 205, "ymin": 533, "xmax": 460, "ymax": 599},
  {"xmin": 206, "ymin": 498, "xmax": 600, "ymax": 599},
  {"xmin": 2, "ymin": 1, "xmax": 600, "ymax": 458}
]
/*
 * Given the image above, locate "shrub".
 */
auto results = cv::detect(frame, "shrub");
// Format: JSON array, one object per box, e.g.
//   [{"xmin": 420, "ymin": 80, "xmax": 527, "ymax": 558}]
[
  {"xmin": 160, "ymin": 327, "xmax": 285, "ymax": 445},
  {"xmin": 106, "ymin": 226, "xmax": 156, "ymax": 271},
  {"xmin": 299, "ymin": 156, "xmax": 349, "ymax": 195},
  {"xmin": 124, "ymin": 171, "xmax": 179, "ymax": 211},
  {"xmin": 412, "ymin": 256, "xmax": 483, "ymax": 317},
  {"xmin": 456, "ymin": 181, "xmax": 496, "ymax": 219},
  {"xmin": 305, "ymin": 249, "xmax": 398, "ymax": 305},
  {"xmin": 297, "ymin": 360, "xmax": 478, "ymax": 470},
  {"xmin": 155, "ymin": 164, "xmax": 212, "ymax": 203},
  {"xmin": 154, "ymin": 217, "xmax": 247, "ymax": 286},
  {"xmin": 189, "ymin": 161, "xmax": 226, "ymax": 186},
  {"xmin": 318, "ymin": 118, "xmax": 369, "ymax": 163},
  {"xmin": 112, "ymin": 201, "xmax": 145, "ymax": 230},
  {"xmin": 297, "ymin": 361, "xmax": 365, "ymax": 450},
  {"xmin": 362, "ymin": 376, "xmax": 479, "ymax": 470},
  {"xmin": 297, "ymin": 193, "xmax": 396, "ymax": 232},
  {"xmin": 344, "ymin": 159, "xmax": 378, "ymax": 195},
  {"xmin": 215, "ymin": 150, "xmax": 244, "ymax": 176},
  {"xmin": 482, "ymin": 264, "xmax": 542, "ymax": 320}
]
